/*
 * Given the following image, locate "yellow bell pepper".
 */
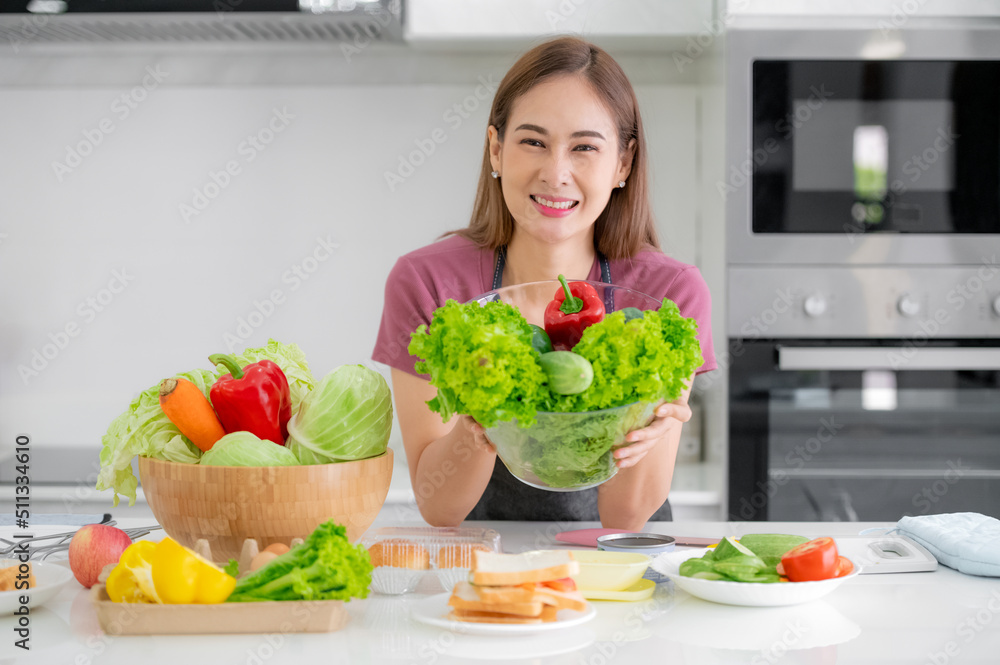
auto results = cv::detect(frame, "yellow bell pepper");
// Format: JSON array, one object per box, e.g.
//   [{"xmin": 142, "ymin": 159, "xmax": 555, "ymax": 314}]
[
  {"xmin": 150, "ymin": 537, "xmax": 236, "ymax": 604},
  {"xmin": 106, "ymin": 541, "xmax": 162, "ymax": 604}
]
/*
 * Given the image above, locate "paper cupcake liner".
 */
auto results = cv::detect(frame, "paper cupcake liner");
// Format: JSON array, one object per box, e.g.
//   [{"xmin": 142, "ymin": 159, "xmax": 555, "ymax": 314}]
[
  {"xmin": 370, "ymin": 566, "xmax": 426, "ymax": 595},
  {"xmin": 435, "ymin": 567, "xmax": 472, "ymax": 592}
]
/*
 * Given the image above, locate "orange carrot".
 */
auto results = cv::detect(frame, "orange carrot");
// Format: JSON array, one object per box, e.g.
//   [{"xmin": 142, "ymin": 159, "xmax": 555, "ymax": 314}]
[{"xmin": 158, "ymin": 378, "xmax": 227, "ymax": 452}]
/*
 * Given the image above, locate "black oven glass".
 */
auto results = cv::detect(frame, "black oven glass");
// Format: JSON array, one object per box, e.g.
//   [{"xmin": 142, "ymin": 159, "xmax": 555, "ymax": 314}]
[
  {"xmin": 752, "ymin": 60, "xmax": 1000, "ymax": 234},
  {"xmin": 729, "ymin": 341, "xmax": 1000, "ymax": 521}
]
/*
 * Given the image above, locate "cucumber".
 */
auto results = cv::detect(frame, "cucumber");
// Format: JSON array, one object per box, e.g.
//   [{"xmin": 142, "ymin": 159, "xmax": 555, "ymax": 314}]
[
  {"xmin": 539, "ymin": 351, "xmax": 594, "ymax": 395},
  {"xmin": 620, "ymin": 307, "xmax": 644, "ymax": 322},
  {"xmin": 528, "ymin": 324, "xmax": 553, "ymax": 355},
  {"xmin": 710, "ymin": 536, "xmax": 757, "ymax": 562},
  {"xmin": 738, "ymin": 534, "xmax": 810, "ymax": 568}
]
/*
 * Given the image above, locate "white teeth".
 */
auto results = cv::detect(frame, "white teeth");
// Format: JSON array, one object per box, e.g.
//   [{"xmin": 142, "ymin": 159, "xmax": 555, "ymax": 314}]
[{"xmin": 533, "ymin": 196, "xmax": 577, "ymax": 210}]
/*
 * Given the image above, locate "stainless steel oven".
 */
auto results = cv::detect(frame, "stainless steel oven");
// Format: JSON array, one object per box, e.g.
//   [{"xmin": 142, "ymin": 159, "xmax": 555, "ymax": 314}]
[
  {"xmin": 726, "ymin": 11, "xmax": 1000, "ymax": 521},
  {"xmin": 727, "ymin": 267, "xmax": 1000, "ymax": 521}
]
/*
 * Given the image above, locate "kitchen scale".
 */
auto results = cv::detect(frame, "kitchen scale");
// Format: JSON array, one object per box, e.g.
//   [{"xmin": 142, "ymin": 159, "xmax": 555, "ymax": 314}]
[{"xmin": 833, "ymin": 535, "xmax": 938, "ymax": 574}]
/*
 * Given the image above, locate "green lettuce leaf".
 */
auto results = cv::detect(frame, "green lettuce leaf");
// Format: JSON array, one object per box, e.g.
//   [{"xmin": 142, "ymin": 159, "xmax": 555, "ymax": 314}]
[
  {"xmin": 226, "ymin": 521, "xmax": 372, "ymax": 602},
  {"xmin": 543, "ymin": 301, "xmax": 703, "ymax": 412},
  {"xmin": 408, "ymin": 299, "xmax": 548, "ymax": 428},
  {"xmin": 231, "ymin": 338, "xmax": 315, "ymax": 408}
]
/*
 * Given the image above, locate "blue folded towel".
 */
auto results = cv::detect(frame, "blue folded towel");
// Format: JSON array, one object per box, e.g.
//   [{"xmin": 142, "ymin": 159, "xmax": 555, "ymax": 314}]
[{"xmin": 897, "ymin": 512, "xmax": 1000, "ymax": 577}]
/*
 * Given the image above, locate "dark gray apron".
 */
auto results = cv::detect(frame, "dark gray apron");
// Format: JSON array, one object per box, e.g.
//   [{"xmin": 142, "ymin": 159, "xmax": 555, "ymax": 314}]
[{"xmin": 466, "ymin": 247, "xmax": 673, "ymax": 522}]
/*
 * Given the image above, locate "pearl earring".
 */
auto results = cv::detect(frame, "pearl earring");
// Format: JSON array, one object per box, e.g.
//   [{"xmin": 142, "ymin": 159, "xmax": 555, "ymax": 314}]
[
  {"xmin": 618, "ymin": 180, "xmax": 626, "ymax": 188},
  {"xmin": 491, "ymin": 171, "xmax": 500, "ymax": 179}
]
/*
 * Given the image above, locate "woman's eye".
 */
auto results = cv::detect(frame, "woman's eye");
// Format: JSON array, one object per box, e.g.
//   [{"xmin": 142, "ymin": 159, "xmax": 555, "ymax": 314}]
[
  {"xmin": 521, "ymin": 138, "xmax": 544, "ymax": 147},
  {"xmin": 574, "ymin": 144, "xmax": 598, "ymax": 152}
]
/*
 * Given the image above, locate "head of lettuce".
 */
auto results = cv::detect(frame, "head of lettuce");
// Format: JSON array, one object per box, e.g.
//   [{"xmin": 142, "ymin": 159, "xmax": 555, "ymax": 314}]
[{"xmin": 285, "ymin": 365, "xmax": 393, "ymax": 465}]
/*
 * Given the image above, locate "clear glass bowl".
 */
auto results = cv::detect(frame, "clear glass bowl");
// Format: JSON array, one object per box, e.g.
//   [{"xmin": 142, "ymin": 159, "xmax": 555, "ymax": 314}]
[{"xmin": 470, "ymin": 280, "xmax": 663, "ymax": 492}]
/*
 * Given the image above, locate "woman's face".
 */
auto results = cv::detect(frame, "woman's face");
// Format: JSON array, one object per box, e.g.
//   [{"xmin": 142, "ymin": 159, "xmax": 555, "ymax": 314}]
[{"xmin": 489, "ymin": 75, "xmax": 633, "ymax": 248}]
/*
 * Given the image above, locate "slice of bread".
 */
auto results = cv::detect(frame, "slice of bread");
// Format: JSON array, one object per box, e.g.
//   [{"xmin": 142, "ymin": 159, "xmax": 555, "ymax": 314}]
[
  {"xmin": 471, "ymin": 550, "xmax": 579, "ymax": 586},
  {"xmin": 534, "ymin": 587, "xmax": 589, "ymax": 613},
  {"xmin": 448, "ymin": 582, "xmax": 544, "ymax": 617},
  {"xmin": 448, "ymin": 609, "xmax": 542, "ymax": 624}
]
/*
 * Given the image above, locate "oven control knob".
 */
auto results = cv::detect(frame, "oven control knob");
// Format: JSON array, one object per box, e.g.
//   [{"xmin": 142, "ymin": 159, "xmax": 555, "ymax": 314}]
[
  {"xmin": 803, "ymin": 293, "xmax": 827, "ymax": 318},
  {"xmin": 897, "ymin": 294, "xmax": 921, "ymax": 318},
  {"xmin": 993, "ymin": 295, "xmax": 1000, "ymax": 317}
]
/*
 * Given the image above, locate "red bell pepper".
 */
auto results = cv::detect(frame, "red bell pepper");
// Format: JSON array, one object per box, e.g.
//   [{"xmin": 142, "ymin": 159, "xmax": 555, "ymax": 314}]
[
  {"xmin": 207, "ymin": 353, "xmax": 292, "ymax": 446},
  {"xmin": 543, "ymin": 274, "xmax": 605, "ymax": 351}
]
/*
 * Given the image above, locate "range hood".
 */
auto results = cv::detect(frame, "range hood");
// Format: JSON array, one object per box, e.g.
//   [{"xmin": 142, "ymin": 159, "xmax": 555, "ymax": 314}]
[{"xmin": 0, "ymin": 0, "xmax": 402, "ymax": 44}]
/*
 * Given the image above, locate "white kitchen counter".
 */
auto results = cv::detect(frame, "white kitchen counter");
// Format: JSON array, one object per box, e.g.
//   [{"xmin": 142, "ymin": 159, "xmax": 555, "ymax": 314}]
[{"xmin": 11, "ymin": 517, "xmax": 1000, "ymax": 664}]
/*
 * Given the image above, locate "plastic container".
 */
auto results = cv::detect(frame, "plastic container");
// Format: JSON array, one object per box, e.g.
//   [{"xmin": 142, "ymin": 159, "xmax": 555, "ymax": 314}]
[
  {"xmin": 471, "ymin": 280, "xmax": 663, "ymax": 492},
  {"xmin": 567, "ymin": 550, "xmax": 652, "ymax": 591},
  {"xmin": 362, "ymin": 527, "xmax": 502, "ymax": 595}
]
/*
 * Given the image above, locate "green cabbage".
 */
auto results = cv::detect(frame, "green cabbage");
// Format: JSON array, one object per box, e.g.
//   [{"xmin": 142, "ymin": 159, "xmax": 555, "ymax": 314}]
[
  {"xmin": 285, "ymin": 365, "xmax": 392, "ymax": 463},
  {"xmin": 200, "ymin": 431, "xmax": 300, "ymax": 467},
  {"xmin": 97, "ymin": 339, "xmax": 316, "ymax": 506}
]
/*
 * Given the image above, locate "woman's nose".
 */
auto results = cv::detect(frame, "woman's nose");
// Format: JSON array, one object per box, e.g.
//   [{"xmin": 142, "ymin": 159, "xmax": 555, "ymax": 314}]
[{"xmin": 539, "ymin": 149, "xmax": 572, "ymax": 187}]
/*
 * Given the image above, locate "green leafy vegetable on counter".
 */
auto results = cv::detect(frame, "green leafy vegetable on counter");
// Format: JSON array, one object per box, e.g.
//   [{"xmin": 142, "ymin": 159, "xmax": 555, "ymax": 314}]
[
  {"xmin": 96, "ymin": 339, "xmax": 316, "ymax": 507},
  {"xmin": 408, "ymin": 299, "xmax": 549, "ymax": 428},
  {"xmin": 199, "ymin": 431, "xmax": 301, "ymax": 467},
  {"xmin": 679, "ymin": 535, "xmax": 810, "ymax": 583},
  {"xmin": 285, "ymin": 364, "xmax": 393, "ymax": 464},
  {"xmin": 223, "ymin": 559, "xmax": 240, "ymax": 578},
  {"xmin": 226, "ymin": 521, "xmax": 372, "ymax": 602}
]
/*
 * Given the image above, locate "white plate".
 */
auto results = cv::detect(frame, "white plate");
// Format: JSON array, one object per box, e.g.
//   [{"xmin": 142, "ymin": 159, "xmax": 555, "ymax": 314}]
[
  {"xmin": 651, "ymin": 549, "xmax": 860, "ymax": 607},
  {"xmin": 0, "ymin": 558, "xmax": 75, "ymax": 615},
  {"xmin": 409, "ymin": 592, "xmax": 596, "ymax": 636}
]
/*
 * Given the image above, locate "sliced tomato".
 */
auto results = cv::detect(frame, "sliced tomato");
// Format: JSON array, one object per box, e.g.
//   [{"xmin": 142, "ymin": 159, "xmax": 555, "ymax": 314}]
[
  {"xmin": 834, "ymin": 556, "xmax": 854, "ymax": 577},
  {"xmin": 780, "ymin": 537, "xmax": 839, "ymax": 582},
  {"xmin": 776, "ymin": 562, "xmax": 786, "ymax": 576},
  {"xmin": 541, "ymin": 577, "xmax": 577, "ymax": 592}
]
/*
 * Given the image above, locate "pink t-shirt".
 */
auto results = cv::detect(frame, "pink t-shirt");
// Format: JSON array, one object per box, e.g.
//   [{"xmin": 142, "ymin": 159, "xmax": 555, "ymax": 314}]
[{"xmin": 372, "ymin": 235, "xmax": 716, "ymax": 377}]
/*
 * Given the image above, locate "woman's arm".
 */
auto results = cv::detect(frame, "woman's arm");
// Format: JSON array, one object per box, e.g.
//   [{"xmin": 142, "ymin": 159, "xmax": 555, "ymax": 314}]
[
  {"xmin": 391, "ymin": 369, "xmax": 497, "ymax": 527},
  {"xmin": 597, "ymin": 381, "xmax": 694, "ymax": 530}
]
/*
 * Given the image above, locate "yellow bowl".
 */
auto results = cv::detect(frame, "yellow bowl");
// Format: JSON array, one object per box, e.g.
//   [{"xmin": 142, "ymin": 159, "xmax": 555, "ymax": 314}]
[
  {"xmin": 138, "ymin": 449, "xmax": 393, "ymax": 561},
  {"xmin": 569, "ymin": 550, "xmax": 651, "ymax": 591}
]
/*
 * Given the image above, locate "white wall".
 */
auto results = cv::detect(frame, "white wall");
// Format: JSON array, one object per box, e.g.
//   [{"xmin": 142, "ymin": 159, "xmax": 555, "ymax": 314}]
[{"xmin": 0, "ymin": 46, "xmax": 723, "ymax": 473}]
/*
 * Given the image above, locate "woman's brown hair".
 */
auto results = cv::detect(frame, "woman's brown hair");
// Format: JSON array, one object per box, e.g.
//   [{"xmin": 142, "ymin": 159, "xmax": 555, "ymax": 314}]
[{"xmin": 448, "ymin": 36, "xmax": 659, "ymax": 260}]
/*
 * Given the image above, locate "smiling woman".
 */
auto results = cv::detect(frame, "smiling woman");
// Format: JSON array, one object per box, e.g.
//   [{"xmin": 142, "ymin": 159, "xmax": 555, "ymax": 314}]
[{"xmin": 372, "ymin": 36, "xmax": 717, "ymax": 530}]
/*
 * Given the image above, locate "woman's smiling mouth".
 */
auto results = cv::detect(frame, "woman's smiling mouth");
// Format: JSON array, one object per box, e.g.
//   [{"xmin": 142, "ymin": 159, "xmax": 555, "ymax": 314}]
[{"xmin": 530, "ymin": 194, "xmax": 580, "ymax": 211}]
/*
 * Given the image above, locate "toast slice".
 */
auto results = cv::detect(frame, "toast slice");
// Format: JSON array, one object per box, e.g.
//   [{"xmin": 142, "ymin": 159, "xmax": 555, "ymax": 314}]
[
  {"xmin": 448, "ymin": 582, "xmax": 544, "ymax": 617},
  {"xmin": 471, "ymin": 550, "xmax": 579, "ymax": 586},
  {"xmin": 448, "ymin": 609, "xmax": 543, "ymax": 624},
  {"xmin": 534, "ymin": 587, "xmax": 589, "ymax": 613}
]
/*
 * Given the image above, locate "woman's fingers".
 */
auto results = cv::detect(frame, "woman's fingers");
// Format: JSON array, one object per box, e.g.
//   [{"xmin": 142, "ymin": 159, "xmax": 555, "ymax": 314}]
[
  {"xmin": 614, "ymin": 438, "xmax": 656, "ymax": 468},
  {"xmin": 656, "ymin": 401, "xmax": 692, "ymax": 423},
  {"xmin": 466, "ymin": 418, "xmax": 495, "ymax": 452}
]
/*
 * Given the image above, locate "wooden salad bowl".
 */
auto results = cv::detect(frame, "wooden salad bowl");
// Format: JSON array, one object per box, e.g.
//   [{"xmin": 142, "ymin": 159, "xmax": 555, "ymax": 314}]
[{"xmin": 138, "ymin": 449, "xmax": 393, "ymax": 561}]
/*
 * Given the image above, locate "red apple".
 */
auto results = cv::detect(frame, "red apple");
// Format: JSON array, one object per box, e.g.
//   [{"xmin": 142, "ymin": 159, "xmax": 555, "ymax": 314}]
[{"xmin": 68, "ymin": 524, "xmax": 132, "ymax": 588}]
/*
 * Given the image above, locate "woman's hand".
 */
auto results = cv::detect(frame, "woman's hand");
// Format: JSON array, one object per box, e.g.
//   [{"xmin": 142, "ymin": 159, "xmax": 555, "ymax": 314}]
[
  {"xmin": 613, "ymin": 398, "xmax": 692, "ymax": 469},
  {"xmin": 458, "ymin": 415, "xmax": 496, "ymax": 455}
]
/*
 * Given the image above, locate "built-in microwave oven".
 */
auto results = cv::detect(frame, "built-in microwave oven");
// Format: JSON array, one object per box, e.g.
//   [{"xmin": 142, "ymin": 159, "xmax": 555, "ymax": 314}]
[{"xmin": 727, "ymin": 21, "xmax": 1000, "ymax": 266}]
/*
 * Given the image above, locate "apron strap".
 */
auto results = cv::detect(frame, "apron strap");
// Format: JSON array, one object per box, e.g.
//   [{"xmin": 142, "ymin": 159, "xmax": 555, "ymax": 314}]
[{"xmin": 493, "ymin": 246, "xmax": 611, "ymax": 290}]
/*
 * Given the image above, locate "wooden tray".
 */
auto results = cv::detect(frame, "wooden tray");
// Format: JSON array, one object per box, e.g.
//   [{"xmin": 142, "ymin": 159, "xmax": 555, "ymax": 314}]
[{"xmin": 90, "ymin": 585, "xmax": 349, "ymax": 635}]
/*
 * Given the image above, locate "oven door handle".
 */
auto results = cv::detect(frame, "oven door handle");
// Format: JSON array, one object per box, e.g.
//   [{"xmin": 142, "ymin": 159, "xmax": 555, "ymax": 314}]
[{"xmin": 777, "ymin": 347, "xmax": 1000, "ymax": 371}]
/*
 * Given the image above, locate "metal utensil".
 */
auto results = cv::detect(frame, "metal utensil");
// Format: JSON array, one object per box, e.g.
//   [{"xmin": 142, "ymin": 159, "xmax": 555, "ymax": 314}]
[{"xmin": 0, "ymin": 523, "xmax": 161, "ymax": 560}]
